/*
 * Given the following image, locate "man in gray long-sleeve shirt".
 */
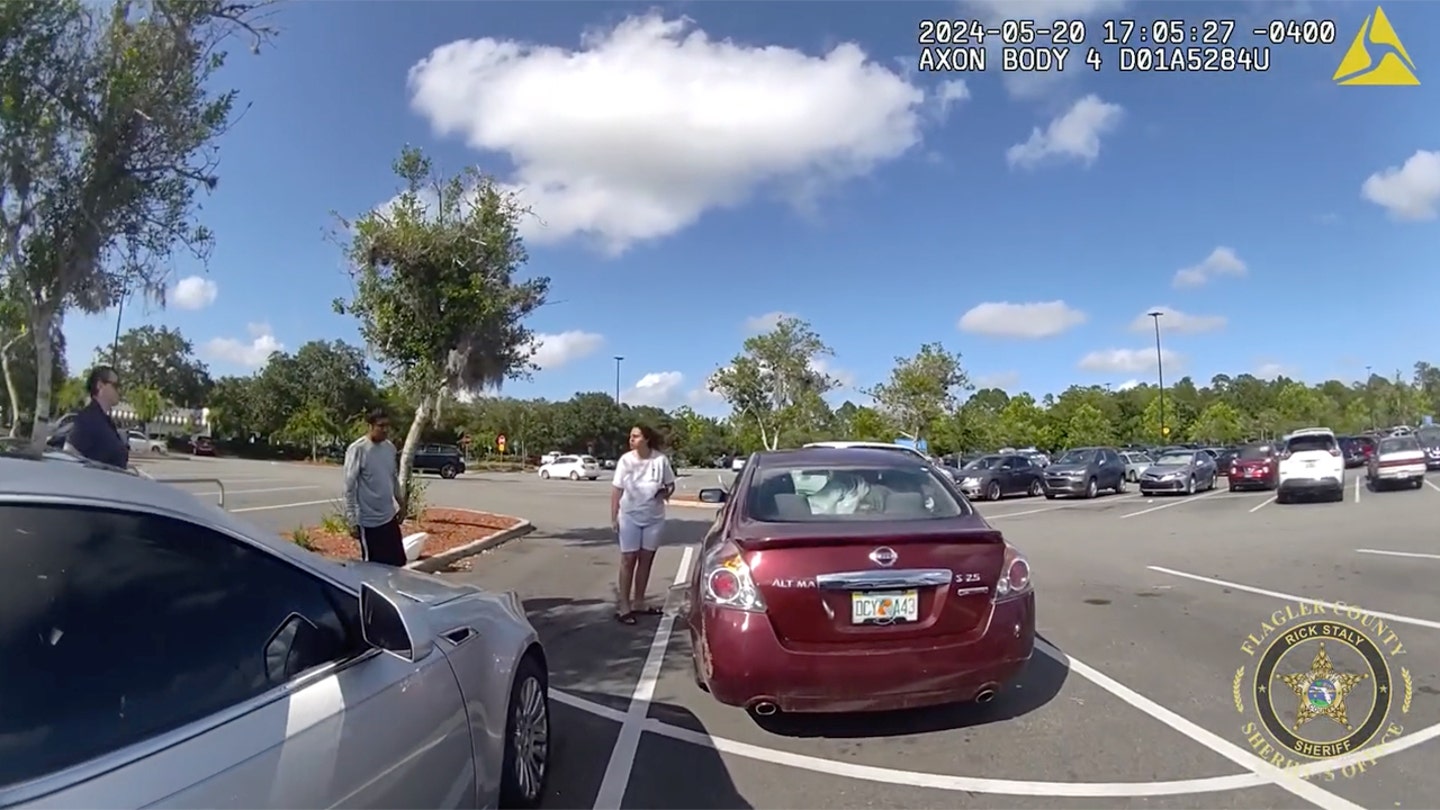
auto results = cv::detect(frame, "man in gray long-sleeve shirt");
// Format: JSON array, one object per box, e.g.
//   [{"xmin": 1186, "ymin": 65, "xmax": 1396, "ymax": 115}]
[{"xmin": 344, "ymin": 409, "xmax": 407, "ymax": 566}]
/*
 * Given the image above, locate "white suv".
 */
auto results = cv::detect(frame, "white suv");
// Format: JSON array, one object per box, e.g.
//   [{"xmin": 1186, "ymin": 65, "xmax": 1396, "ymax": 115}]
[{"xmin": 1277, "ymin": 428, "xmax": 1345, "ymax": 503}]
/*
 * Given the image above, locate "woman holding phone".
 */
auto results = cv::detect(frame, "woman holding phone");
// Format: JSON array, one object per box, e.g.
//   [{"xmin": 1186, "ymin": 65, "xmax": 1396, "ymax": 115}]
[{"xmin": 610, "ymin": 424, "xmax": 676, "ymax": 624}]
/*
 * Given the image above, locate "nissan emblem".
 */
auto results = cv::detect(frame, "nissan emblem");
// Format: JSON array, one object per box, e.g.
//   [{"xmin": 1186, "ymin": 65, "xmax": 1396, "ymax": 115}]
[{"xmin": 869, "ymin": 547, "xmax": 898, "ymax": 567}]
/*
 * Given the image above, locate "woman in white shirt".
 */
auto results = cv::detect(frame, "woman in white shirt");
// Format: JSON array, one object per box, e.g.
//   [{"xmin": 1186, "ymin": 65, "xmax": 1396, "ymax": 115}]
[{"xmin": 609, "ymin": 424, "xmax": 677, "ymax": 624}]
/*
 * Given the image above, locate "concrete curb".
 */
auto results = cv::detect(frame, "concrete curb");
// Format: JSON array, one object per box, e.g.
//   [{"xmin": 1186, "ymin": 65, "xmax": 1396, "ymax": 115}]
[{"xmin": 407, "ymin": 518, "xmax": 535, "ymax": 573}]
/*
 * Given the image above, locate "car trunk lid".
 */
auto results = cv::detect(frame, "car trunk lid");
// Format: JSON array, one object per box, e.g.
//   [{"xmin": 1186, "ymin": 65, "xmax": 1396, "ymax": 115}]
[{"xmin": 735, "ymin": 518, "xmax": 1005, "ymax": 646}]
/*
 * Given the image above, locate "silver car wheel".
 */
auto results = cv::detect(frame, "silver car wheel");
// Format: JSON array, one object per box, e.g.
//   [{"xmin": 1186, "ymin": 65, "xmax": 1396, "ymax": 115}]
[{"xmin": 511, "ymin": 674, "xmax": 549, "ymax": 801}]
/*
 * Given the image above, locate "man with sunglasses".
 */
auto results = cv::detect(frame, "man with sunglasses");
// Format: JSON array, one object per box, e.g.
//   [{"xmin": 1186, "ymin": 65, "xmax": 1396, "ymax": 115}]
[
  {"xmin": 343, "ymin": 408, "xmax": 407, "ymax": 566},
  {"xmin": 66, "ymin": 365, "xmax": 130, "ymax": 469}
]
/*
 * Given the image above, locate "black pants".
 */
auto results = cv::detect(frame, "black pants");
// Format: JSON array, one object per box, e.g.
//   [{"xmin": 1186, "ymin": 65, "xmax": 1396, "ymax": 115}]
[{"xmin": 359, "ymin": 515, "xmax": 407, "ymax": 566}]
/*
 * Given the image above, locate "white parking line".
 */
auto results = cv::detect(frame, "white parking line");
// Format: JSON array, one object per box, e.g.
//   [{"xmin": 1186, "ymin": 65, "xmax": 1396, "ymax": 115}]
[
  {"xmin": 984, "ymin": 493, "xmax": 1140, "ymax": 520},
  {"xmin": 1427, "ymin": 479, "xmax": 1440, "ymax": 493},
  {"xmin": 1120, "ymin": 488, "xmax": 1223, "ymax": 519},
  {"xmin": 1248, "ymin": 496, "xmax": 1275, "ymax": 513},
  {"xmin": 191, "ymin": 485, "xmax": 322, "ymax": 497},
  {"xmin": 593, "ymin": 545, "xmax": 694, "ymax": 810},
  {"xmin": 1148, "ymin": 565, "xmax": 1440, "ymax": 631},
  {"xmin": 1355, "ymin": 475, "xmax": 1362, "ymax": 503},
  {"xmin": 1356, "ymin": 548, "xmax": 1440, "ymax": 561},
  {"xmin": 231, "ymin": 499, "xmax": 336, "ymax": 513}
]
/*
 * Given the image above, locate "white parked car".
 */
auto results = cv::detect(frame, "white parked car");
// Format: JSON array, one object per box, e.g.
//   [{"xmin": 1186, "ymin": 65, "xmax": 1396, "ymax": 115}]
[
  {"xmin": 1276, "ymin": 428, "xmax": 1345, "ymax": 503},
  {"xmin": 1366, "ymin": 434, "xmax": 1427, "ymax": 490},
  {"xmin": 125, "ymin": 430, "xmax": 167, "ymax": 454},
  {"xmin": 538, "ymin": 454, "xmax": 600, "ymax": 481},
  {"xmin": 730, "ymin": 456, "xmax": 747, "ymax": 472}
]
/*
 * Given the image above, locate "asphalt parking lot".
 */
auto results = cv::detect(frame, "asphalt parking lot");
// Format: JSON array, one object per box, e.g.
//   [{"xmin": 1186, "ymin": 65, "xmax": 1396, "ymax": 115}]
[{"xmin": 146, "ymin": 459, "xmax": 1440, "ymax": 809}]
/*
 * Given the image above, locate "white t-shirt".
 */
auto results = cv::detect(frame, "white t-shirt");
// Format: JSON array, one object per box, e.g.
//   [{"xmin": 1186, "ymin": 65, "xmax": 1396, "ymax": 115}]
[{"xmin": 613, "ymin": 450, "xmax": 677, "ymax": 525}]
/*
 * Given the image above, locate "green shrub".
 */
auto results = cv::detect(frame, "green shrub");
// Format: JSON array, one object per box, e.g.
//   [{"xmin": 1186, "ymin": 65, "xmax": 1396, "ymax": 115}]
[
  {"xmin": 290, "ymin": 526, "xmax": 316, "ymax": 551},
  {"xmin": 320, "ymin": 503, "xmax": 348, "ymax": 535}
]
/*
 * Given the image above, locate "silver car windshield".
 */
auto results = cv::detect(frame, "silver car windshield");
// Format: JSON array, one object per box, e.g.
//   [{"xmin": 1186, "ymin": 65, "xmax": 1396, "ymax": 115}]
[
  {"xmin": 1055, "ymin": 449, "xmax": 1096, "ymax": 465},
  {"xmin": 1155, "ymin": 453, "xmax": 1192, "ymax": 465}
]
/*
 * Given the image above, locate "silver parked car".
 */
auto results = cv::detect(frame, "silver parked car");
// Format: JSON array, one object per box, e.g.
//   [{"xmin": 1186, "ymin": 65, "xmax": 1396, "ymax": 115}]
[
  {"xmin": 1120, "ymin": 451, "xmax": 1154, "ymax": 482},
  {"xmin": 1, "ymin": 450, "xmax": 550, "ymax": 809},
  {"xmin": 1138, "ymin": 449, "xmax": 1219, "ymax": 495}
]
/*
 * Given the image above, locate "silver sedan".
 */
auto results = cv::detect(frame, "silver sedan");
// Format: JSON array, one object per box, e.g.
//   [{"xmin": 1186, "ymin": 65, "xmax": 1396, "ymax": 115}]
[
  {"xmin": 1138, "ymin": 449, "xmax": 1219, "ymax": 495},
  {"xmin": 0, "ymin": 450, "xmax": 549, "ymax": 809}
]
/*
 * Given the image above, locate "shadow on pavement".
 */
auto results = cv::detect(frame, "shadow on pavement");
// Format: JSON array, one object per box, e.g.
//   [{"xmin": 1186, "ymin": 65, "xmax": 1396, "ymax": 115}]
[
  {"xmin": 745, "ymin": 637, "xmax": 1068, "ymax": 739},
  {"xmin": 563, "ymin": 689, "xmax": 754, "ymax": 809}
]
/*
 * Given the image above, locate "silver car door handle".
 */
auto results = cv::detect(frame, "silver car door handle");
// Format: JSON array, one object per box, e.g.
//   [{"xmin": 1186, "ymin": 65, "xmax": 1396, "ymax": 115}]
[
  {"xmin": 816, "ymin": 568, "xmax": 953, "ymax": 591},
  {"xmin": 440, "ymin": 626, "xmax": 477, "ymax": 646}
]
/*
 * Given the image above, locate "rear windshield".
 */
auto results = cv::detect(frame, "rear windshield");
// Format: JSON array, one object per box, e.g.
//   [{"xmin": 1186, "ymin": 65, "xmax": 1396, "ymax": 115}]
[
  {"xmin": 1380, "ymin": 437, "xmax": 1420, "ymax": 454},
  {"xmin": 745, "ymin": 465, "xmax": 965, "ymax": 522},
  {"xmin": 1417, "ymin": 427, "xmax": 1440, "ymax": 446},
  {"xmin": 1287, "ymin": 435, "xmax": 1336, "ymax": 453},
  {"xmin": 1238, "ymin": 444, "xmax": 1273, "ymax": 460}
]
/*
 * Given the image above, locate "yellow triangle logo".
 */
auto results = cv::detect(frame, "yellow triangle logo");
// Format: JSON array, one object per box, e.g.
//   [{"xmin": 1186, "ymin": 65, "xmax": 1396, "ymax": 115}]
[{"xmin": 1333, "ymin": 6, "xmax": 1419, "ymax": 85}]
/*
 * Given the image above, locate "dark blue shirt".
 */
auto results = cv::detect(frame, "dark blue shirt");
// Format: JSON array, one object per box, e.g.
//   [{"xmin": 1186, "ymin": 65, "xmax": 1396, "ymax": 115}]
[{"xmin": 69, "ymin": 400, "xmax": 129, "ymax": 469}]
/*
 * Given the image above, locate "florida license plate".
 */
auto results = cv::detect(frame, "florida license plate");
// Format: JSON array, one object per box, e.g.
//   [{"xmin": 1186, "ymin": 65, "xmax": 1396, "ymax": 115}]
[{"xmin": 851, "ymin": 590, "xmax": 919, "ymax": 624}]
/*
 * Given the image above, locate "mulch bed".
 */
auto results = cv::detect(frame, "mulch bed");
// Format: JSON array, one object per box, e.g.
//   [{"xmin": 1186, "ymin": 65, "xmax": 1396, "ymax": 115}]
[{"xmin": 284, "ymin": 507, "xmax": 522, "ymax": 564}]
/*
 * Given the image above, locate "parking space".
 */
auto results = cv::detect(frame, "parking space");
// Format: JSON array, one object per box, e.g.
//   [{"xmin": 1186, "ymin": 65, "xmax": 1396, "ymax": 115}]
[
  {"xmin": 135, "ymin": 457, "xmax": 1438, "ymax": 807},
  {"xmin": 445, "ymin": 467, "xmax": 1439, "ymax": 809}
]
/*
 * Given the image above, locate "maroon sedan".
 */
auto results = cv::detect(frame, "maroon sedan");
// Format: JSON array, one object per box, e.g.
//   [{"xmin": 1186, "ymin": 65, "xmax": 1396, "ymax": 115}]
[
  {"xmin": 1228, "ymin": 442, "xmax": 1279, "ymax": 491},
  {"xmin": 684, "ymin": 447, "xmax": 1035, "ymax": 716}
]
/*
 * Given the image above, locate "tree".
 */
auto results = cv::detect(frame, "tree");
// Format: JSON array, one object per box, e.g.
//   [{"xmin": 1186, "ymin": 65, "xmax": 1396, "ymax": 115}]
[
  {"xmin": 865, "ymin": 342, "xmax": 969, "ymax": 448},
  {"xmin": 126, "ymin": 385, "xmax": 166, "ymax": 434},
  {"xmin": 95, "ymin": 325, "xmax": 212, "ymax": 407},
  {"xmin": 996, "ymin": 394, "xmax": 1048, "ymax": 448},
  {"xmin": 3, "ymin": 0, "xmax": 274, "ymax": 450},
  {"xmin": 280, "ymin": 400, "xmax": 339, "ymax": 462},
  {"xmin": 335, "ymin": 146, "xmax": 549, "ymax": 483},
  {"xmin": 1188, "ymin": 401, "xmax": 1244, "ymax": 444},
  {"xmin": 1062, "ymin": 402, "xmax": 1114, "ymax": 447},
  {"xmin": 710, "ymin": 316, "xmax": 837, "ymax": 450}
]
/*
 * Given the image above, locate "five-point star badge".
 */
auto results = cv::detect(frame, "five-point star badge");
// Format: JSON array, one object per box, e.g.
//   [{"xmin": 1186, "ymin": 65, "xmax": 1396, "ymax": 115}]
[{"xmin": 1277, "ymin": 641, "xmax": 1369, "ymax": 731}]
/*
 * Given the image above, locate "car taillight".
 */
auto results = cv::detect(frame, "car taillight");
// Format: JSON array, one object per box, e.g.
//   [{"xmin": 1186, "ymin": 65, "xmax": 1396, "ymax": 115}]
[
  {"xmin": 701, "ymin": 541, "xmax": 766, "ymax": 612},
  {"xmin": 994, "ymin": 545, "xmax": 1031, "ymax": 600}
]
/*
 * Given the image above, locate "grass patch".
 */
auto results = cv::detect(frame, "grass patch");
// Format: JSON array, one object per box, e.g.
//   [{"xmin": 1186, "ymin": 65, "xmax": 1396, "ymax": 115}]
[{"xmin": 290, "ymin": 526, "xmax": 316, "ymax": 551}]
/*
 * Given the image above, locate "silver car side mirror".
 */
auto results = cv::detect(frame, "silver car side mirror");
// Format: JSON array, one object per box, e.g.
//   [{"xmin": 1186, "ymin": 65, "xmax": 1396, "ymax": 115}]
[{"xmin": 360, "ymin": 582, "xmax": 435, "ymax": 663}]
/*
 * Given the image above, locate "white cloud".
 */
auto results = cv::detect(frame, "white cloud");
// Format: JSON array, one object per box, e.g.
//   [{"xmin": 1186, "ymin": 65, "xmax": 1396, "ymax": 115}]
[
  {"xmin": 1078, "ymin": 347, "xmax": 1182, "ymax": 374},
  {"xmin": 932, "ymin": 79, "xmax": 970, "ymax": 116},
  {"xmin": 809, "ymin": 356, "xmax": 857, "ymax": 389},
  {"xmin": 743, "ymin": 311, "xmax": 796, "ymax": 333},
  {"xmin": 623, "ymin": 371, "xmax": 685, "ymax": 407},
  {"xmin": 170, "ymin": 275, "xmax": 218, "ymax": 310},
  {"xmin": 958, "ymin": 300, "xmax": 1087, "ymax": 339},
  {"xmin": 407, "ymin": 14, "xmax": 941, "ymax": 255},
  {"xmin": 1361, "ymin": 150, "xmax": 1440, "ymax": 221},
  {"xmin": 530, "ymin": 330, "xmax": 605, "ymax": 370},
  {"xmin": 976, "ymin": 371, "xmax": 1020, "ymax": 390},
  {"xmin": 202, "ymin": 323, "xmax": 283, "ymax": 369},
  {"xmin": 1115, "ymin": 379, "xmax": 1142, "ymax": 391},
  {"xmin": 1005, "ymin": 95, "xmax": 1123, "ymax": 169},
  {"xmin": 1255, "ymin": 362, "xmax": 1299, "ymax": 380},
  {"xmin": 1172, "ymin": 247, "xmax": 1247, "ymax": 288},
  {"xmin": 1128, "ymin": 306, "xmax": 1227, "ymax": 335}
]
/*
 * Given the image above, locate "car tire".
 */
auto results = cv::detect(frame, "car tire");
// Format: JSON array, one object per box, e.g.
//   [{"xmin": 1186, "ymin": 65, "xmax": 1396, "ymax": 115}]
[
  {"xmin": 1228, "ymin": 484, "xmax": 1238, "ymax": 493},
  {"xmin": 440, "ymin": 464, "xmax": 458, "ymax": 479},
  {"xmin": 1276, "ymin": 490, "xmax": 1289, "ymax": 504},
  {"xmin": 1127, "ymin": 470, "xmax": 1138, "ymax": 482},
  {"xmin": 1084, "ymin": 478, "xmax": 1097, "ymax": 499},
  {"xmin": 1028, "ymin": 480, "xmax": 1043, "ymax": 497},
  {"xmin": 1114, "ymin": 477, "xmax": 1126, "ymax": 494},
  {"xmin": 569, "ymin": 471, "xmax": 580, "ymax": 481},
  {"xmin": 539, "ymin": 470, "xmax": 550, "ymax": 480},
  {"xmin": 986, "ymin": 480, "xmax": 1002, "ymax": 501},
  {"xmin": 499, "ymin": 654, "xmax": 550, "ymax": 809},
  {"xmin": 1413, "ymin": 478, "xmax": 1426, "ymax": 489},
  {"xmin": 1185, "ymin": 476, "xmax": 1195, "ymax": 495},
  {"xmin": 1044, "ymin": 491, "xmax": 1057, "ymax": 500}
]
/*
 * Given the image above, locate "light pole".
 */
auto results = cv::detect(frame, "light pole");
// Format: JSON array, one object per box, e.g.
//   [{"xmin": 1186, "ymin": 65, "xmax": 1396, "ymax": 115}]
[
  {"xmin": 1148, "ymin": 310, "xmax": 1167, "ymax": 442},
  {"xmin": 1365, "ymin": 365, "xmax": 1376, "ymax": 431},
  {"xmin": 613, "ymin": 356, "xmax": 624, "ymax": 405}
]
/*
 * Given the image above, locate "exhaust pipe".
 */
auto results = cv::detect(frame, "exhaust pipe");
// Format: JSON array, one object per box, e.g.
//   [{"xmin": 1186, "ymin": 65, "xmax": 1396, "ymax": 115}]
[
  {"xmin": 975, "ymin": 685, "xmax": 1000, "ymax": 704},
  {"xmin": 750, "ymin": 701, "xmax": 779, "ymax": 716}
]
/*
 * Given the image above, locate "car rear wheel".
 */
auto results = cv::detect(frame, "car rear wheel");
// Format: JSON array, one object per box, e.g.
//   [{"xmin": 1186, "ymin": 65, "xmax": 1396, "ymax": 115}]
[
  {"xmin": 986, "ymin": 480, "xmax": 1002, "ymax": 501},
  {"xmin": 440, "ymin": 463, "xmax": 459, "ymax": 479},
  {"xmin": 1028, "ymin": 479, "xmax": 1043, "ymax": 497},
  {"xmin": 1114, "ymin": 477, "xmax": 1126, "ymax": 494},
  {"xmin": 500, "ymin": 654, "xmax": 550, "ymax": 809},
  {"xmin": 1084, "ymin": 478, "xmax": 1097, "ymax": 499}
]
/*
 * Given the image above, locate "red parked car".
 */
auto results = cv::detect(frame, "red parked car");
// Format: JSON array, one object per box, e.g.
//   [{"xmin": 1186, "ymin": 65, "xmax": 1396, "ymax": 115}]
[
  {"xmin": 684, "ymin": 447, "xmax": 1035, "ymax": 716},
  {"xmin": 1228, "ymin": 442, "xmax": 1280, "ymax": 491}
]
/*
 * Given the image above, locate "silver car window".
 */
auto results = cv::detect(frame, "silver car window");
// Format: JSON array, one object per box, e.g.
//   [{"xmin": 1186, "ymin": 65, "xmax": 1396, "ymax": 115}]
[{"xmin": 0, "ymin": 504, "xmax": 358, "ymax": 787}]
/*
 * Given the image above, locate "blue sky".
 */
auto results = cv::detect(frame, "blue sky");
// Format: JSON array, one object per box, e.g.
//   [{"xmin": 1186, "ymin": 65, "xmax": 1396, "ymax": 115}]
[{"xmin": 66, "ymin": 0, "xmax": 1440, "ymax": 415}]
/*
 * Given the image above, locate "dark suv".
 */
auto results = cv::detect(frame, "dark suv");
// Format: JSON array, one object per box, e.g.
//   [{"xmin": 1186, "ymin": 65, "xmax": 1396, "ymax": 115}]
[
  {"xmin": 1042, "ymin": 446, "xmax": 1127, "ymax": 499},
  {"xmin": 411, "ymin": 443, "xmax": 465, "ymax": 479}
]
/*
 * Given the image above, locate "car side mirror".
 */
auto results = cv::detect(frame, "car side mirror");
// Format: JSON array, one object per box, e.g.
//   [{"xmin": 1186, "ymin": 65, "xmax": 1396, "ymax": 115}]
[
  {"xmin": 360, "ymin": 582, "xmax": 435, "ymax": 663},
  {"xmin": 698, "ymin": 487, "xmax": 728, "ymax": 504}
]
